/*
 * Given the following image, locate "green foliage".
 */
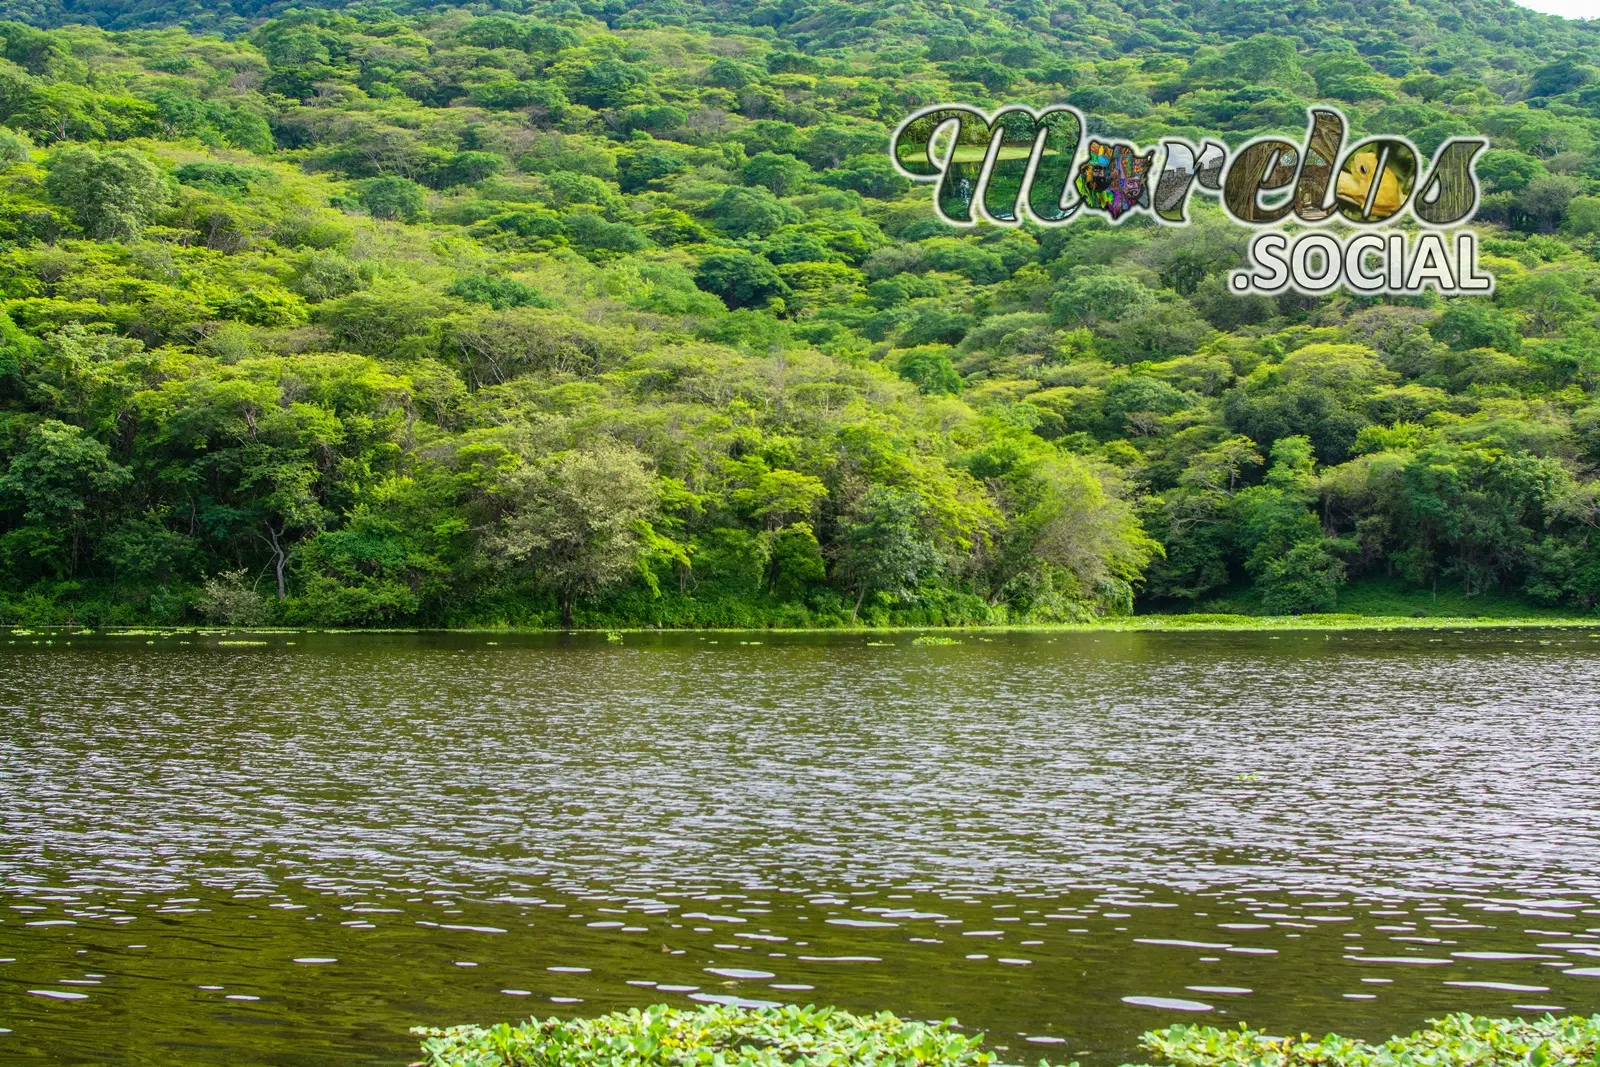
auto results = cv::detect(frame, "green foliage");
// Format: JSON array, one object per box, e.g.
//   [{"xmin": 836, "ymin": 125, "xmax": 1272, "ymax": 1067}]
[
  {"xmin": 1259, "ymin": 538, "xmax": 1348, "ymax": 614},
  {"xmin": 415, "ymin": 1004, "xmax": 1010, "ymax": 1067},
  {"xmin": 896, "ymin": 347, "xmax": 962, "ymax": 395},
  {"xmin": 194, "ymin": 568, "xmax": 270, "ymax": 625},
  {"xmin": 485, "ymin": 444, "xmax": 661, "ymax": 627},
  {"xmin": 414, "ymin": 1006, "xmax": 1600, "ymax": 1067},
  {"xmin": 1137, "ymin": 1012, "xmax": 1600, "ymax": 1067},
  {"xmin": 1, "ymin": 2, "xmax": 1599, "ymax": 628},
  {"xmin": 839, "ymin": 486, "xmax": 942, "ymax": 621},
  {"xmin": 448, "ymin": 274, "xmax": 549, "ymax": 310},
  {"xmin": 354, "ymin": 175, "xmax": 425, "ymax": 221},
  {"xmin": 695, "ymin": 250, "xmax": 789, "ymax": 309},
  {"xmin": 43, "ymin": 146, "xmax": 168, "ymax": 239}
]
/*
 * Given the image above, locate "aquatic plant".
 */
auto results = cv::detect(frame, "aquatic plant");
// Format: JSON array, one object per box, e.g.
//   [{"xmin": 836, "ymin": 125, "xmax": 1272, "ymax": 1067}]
[
  {"xmin": 415, "ymin": 1007, "xmax": 1600, "ymax": 1067},
  {"xmin": 1137, "ymin": 1012, "xmax": 1600, "ymax": 1067},
  {"xmin": 414, "ymin": 1004, "xmax": 1007, "ymax": 1067},
  {"xmin": 911, "ymin": 635, "xmax": 962, "ymax": 645}
]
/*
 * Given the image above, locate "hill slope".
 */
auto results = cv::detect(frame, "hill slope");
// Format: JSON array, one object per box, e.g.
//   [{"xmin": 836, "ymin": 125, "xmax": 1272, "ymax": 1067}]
[{"xmin": 0, "ymin": 1, "xmax": 1597, "ymax": 627}]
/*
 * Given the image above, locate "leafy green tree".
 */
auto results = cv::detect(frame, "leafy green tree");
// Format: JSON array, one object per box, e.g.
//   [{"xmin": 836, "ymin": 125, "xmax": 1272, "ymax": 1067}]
[
  {"xmin": 447, "ymin": 273, "xmax": 548, "ymax": 310},
  {"xmin": 487, "ymin": 444, "xmax": 660, "ymax": 627},
  {"xmin": 43, "ymin": 146, "xmax": 169, "ymax": 239},
  {"xmin": 1231, "ymin": 435, "xmax": 1322, "ymax": 582},
  {"xmin": 1502, "ymin": 273, "xmax": 1594, "ymax": 336},
  {"xmin": 695, "ymin": 250, "xmax": 789, "ymax": 310},
  {"xmin": 433, "ymin": 150, "xmax": 503, "ymax": 189},
  {"xmin": 568, "ymin": 59, "xmax": 647, "ymax": 108},
  {"xmin": 618, "ymin": 148, "xmax": 687, "ymax": 192},
  {"xmin": 291, "ymin": 250, "xmax": 367, "ymax": 302},
  {"xmin": 708, "ymin": 185, "xmax": 801, "ymax": 239},
  {"xmin": 1259, "ymin": 539, "xmax": 1347, "ymax": 614},
  {"xmin": 1391, "ymin": 443, "xmax": 1572, "ymax": 595},
  {"xmin": 895, "ymin": 347, "xmax": 962, "ymax": 395},
  {"xmin": 195, "ymin": 568, "xmax": 271, "ymax": 625},
  {"xmin": 1431, "ymin": 302, "xmax": 1523, "ymax": 354},
  {"xmin": 742, "ymin": 152, "xmax": 811, "ymax": 197},
  {"xmin": 355, "ymin": 175, "xmax": 426, "ymax": 221},
  {"xmin": 768, "ymin": 521, "xmax": 825, "ymax": 599},
  {"xmin": 838, "ymin": 486, "xmax": 941, "ymax": 623},
  {"xmin": 1517, "ymin": 175, "xmax": 1582, "ymax": 233},
  {"xmin": 1025, "ymin": 455, "xmax": 1160, "ymax": 614},
  {"xmin": 0, "ymin": 419, "xmax": 130, "ymax": 577},
  {"xmin": 1529, "ymin": 57, "xmax": 1595, "ymax": 98},
  {"xmin": 820, "ymin": 156, "xmax": 910, "ymax": 199},
  {"xmin": 0, "ymin": 128, "xmax": 31, "ymax": 167},
  {"xmin": 1564, "ymin": 195, "xmax": 1600, "ymax": 235},
  {"xmin": 703, "ymin": 58, "xmax": 755, "ymax": 90},
  {"xmin": 1049, "ymin": 274, "xmax": 1155, "ymax": 329},
  {"xmin": 731, "ymin": 467, "xmax": 828, "ymax": 530}
]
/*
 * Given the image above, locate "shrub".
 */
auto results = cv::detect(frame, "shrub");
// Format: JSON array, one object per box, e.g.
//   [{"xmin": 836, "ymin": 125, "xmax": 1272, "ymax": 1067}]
[{"xmin": 194, "ymin": 569, "xmax": 271, "ymax": 626}]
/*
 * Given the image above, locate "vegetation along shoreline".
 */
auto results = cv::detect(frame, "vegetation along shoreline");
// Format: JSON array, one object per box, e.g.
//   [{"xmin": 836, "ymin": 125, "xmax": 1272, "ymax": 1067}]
[
  {"xmin": 4, "ymin": 2, "xmax": 1600, "ymax": 631},
  {"xmin": 8, "ymin": 613, "xmax": 1600, "ymax": 636}
]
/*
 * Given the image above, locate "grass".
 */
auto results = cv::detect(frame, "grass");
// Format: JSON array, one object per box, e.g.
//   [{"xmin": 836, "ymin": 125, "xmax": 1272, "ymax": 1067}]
[
  {"xmin": 1329, "ymin": 576, "xmax": 1578, "ymax": 620},
  {"xmin": 1194, "ymin": 576, "xmax": 1581, "ymax": 622},
  {"xmin": 412, "ymin": 1005, "xmax": 1600, "ymax": 1067}
]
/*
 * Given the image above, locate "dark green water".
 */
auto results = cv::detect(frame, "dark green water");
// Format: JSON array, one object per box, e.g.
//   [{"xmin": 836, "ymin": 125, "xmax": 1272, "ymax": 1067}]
[{"xmin": 2, "ymin": 628, "xmax": 1598, "ymax": 1066}]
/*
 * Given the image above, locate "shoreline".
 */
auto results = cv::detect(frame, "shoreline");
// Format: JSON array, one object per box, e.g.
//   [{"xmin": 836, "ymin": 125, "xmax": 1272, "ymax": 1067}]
[{"xmin": 6, "ymin": 613, "xmax": 1599, "ymax": 637}]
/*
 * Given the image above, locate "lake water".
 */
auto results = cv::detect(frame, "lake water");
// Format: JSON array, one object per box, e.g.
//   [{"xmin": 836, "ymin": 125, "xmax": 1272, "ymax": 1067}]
[{"xmin": 2, "ymin": 628, "xmax": 1599, "ymax": 1066}]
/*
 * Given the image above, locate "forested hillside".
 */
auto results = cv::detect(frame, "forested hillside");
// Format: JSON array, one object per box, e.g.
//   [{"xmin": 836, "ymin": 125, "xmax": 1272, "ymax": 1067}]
[{"xmin": 0, "ymin": 0, "xmax": 1598, "ymax": 627}]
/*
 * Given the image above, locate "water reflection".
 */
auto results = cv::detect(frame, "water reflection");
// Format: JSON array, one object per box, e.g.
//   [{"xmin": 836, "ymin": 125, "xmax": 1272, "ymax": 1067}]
[{"xmin": 1, "ymin": 629, "xmax": 1598, "ymax": 1065}]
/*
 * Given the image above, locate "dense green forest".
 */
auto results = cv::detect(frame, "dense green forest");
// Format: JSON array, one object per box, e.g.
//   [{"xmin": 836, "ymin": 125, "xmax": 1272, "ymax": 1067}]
[{"xmin": 1, "ymin": 0, "xmax": 1599, "ymax": 627}]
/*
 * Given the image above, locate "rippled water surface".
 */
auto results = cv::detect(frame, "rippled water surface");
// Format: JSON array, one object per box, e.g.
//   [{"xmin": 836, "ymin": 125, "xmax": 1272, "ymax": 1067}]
[{"xmin": 2, "ymin": 628, "xmax": 1599, "ymax": 1066}]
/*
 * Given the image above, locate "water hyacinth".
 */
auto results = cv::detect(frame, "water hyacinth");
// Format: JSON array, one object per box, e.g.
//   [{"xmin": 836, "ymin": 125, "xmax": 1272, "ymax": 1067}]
[
  {"xmin": 413, "ymin": 1004, "xmax": 1017, "ymax": 1067},
  {"xmin": 416, "ymin": 1006, "xmax": 1600, "ymax": 1067},
  {"xmin": 1136, "ymin": 1012, "xmax": 1600, "ymax": 1067}
]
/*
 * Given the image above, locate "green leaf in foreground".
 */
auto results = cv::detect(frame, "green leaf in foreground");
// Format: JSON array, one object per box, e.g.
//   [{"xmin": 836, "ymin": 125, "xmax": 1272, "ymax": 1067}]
[
  {"xmin": 414, "ymin": 1006, "xmax": 1600, "ymax": 1067},
  {"xmin": 1136, "ymin": 1012, "xmax": 1600, "ymax": 1067},
  {"xmin": 412, "ymin": 1004, "xmax": 1039, "ymax": 1067}
]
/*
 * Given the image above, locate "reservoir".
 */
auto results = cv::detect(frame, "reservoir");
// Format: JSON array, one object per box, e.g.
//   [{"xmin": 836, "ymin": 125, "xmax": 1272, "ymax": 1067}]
[{"xmin": 1, "ymin": 628, "xmax": 1597, "ymax": 1064}]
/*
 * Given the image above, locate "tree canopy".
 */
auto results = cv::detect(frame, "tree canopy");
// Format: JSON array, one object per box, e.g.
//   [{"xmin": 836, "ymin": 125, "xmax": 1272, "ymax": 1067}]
[{"xmin": 1, "ymin": 0, "xmax": 1599, "ymax": 627}]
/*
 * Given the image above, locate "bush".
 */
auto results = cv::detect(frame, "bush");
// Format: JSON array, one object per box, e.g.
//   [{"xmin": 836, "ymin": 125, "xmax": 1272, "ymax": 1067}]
[
  {"xmin": 194, "ymin": 569, "xmax": 271, "ymax": 626},
  {"xmin": 0, "ymin": 128, "xmax": 32, "ymax": 168}
]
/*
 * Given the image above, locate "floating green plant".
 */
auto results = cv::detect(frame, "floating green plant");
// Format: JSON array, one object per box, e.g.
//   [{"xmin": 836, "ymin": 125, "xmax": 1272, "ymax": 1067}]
[{"xmin": 415, "ymin": 1006, "xmax": 1600, "ymax": 1067}]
